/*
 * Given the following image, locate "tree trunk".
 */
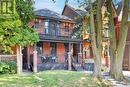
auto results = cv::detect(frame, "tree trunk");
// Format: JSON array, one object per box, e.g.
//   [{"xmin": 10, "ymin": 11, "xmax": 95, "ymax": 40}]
[
  {"xmin": 90, "ymin": 5, "xmax": 101, "ymax": 78},
  {"xmin": 110, "ymin": 52, "xmax": 124, "ymax": 80},
  {"xmin": 107, "ymin": 0, "xmax": 129, "ymax": 81},
  {"xmin": 111, "ymin": 25, "xmax": 128, "ymax": 80}
]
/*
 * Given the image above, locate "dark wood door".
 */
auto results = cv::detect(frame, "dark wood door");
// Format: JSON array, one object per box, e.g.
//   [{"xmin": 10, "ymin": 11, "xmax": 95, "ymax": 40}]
[{"xmin": 22, "ymin": 47, "xmax": 28, "ymax": 69}]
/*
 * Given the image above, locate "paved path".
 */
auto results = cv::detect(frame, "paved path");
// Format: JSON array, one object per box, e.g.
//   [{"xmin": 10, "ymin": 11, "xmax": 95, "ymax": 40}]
[
  {"xmin": 103, "ymin": 71, "xmax": 130, "ymax": 87},
  {"xmin": 123, "ymin": 71, "xmax": 130, "ymax": 80},
  {"xmin": 83, "ymin": 71, "xmax": 130, "ymax": 87}
]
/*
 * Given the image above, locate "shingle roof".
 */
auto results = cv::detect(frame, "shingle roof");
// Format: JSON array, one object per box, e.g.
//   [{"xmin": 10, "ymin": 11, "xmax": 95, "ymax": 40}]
[
  {"xmin": 75, "ymin": 9, "xmax": 86, "ymax": 16},
  {"xmin": 35, "ymin": 8, "xmax": 72, "ymax": 20},
  {"xmin": 64, "ymin": 4, "xmax": 86, "ymax": 16}
]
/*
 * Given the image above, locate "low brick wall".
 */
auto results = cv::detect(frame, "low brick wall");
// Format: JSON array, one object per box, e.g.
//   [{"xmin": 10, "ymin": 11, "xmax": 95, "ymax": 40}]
[{"xmin": 0, "ymin": 55, "xmax": 16, "ymax": 61}]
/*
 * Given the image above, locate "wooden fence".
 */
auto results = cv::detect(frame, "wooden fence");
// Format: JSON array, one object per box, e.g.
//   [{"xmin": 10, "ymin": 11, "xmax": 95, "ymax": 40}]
[{"xmin": 0, "ymin": 55, "xmax": 16, "ymax": 61}]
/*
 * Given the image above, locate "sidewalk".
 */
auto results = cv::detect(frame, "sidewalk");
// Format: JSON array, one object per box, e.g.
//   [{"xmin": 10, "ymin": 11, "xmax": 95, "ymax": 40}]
[
  {"xmin": 103, "ymin": 71, "xmax": 130, "ymax": 87},
  {"xmin": 123, "ymin": 71, "xmax": 130, "ymax": 79}
]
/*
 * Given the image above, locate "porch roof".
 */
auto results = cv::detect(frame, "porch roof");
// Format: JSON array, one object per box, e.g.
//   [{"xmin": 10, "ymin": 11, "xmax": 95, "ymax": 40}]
[{"xmin": 38, "ymin": 34, "xmax": 82, "ymax": 44}]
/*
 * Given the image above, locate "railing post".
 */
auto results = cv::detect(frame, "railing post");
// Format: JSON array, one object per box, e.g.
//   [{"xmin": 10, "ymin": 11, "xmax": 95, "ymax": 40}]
[{"xmin": 68, "ymin": 52, "xmax": 72, "ymax": 70}]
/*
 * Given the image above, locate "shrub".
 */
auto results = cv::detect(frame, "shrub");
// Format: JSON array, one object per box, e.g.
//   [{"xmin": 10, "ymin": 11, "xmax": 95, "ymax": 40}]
[{"xmin": 0, "ymin": 61, "xmax": 17, "ymax": 74}]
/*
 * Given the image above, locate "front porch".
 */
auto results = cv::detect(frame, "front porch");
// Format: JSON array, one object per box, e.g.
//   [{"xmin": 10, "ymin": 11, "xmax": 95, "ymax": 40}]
[
  {"xmin": 0, "ymin": 41, "xmax": 95, "ymax": 73},
  {"xmin": 20, "ymin": 41, "xmax": 83, "ymax": 73}
]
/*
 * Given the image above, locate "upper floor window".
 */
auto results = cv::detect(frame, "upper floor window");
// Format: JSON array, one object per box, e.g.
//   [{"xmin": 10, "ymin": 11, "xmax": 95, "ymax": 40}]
[
  {"xmin": 45, "ymin": 21, "xmax": 49, "ymax": 28},
  {"xmin": 44, "ymin": 20, "xmax": 49, "ymax": 34},
  {"xmin": 50, "ymin": 21, "xmax": 60, "ymax": 36},
  {"xmin": 64, "ymin": 22, "xmax": 70, "ymax": 32},
  {"xmin": 64, "ymin": 26, "xmax": 69, "ymax": 32},
  {"xmin": 34, "ymin": 21, "xmax": 39, "ymax": 28}
]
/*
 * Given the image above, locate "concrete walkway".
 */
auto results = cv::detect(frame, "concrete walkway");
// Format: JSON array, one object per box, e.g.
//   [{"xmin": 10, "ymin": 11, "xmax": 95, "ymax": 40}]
[
  {"xmin": 103, "ymin": 71, "xmax": 130, "ymax": 87},
  {"xmin": 123, "ymin": 71, "xmax": 130, "ymax": 80}
]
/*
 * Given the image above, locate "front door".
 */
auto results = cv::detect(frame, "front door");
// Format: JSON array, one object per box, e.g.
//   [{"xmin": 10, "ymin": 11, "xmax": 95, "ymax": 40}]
[
  {"xmin": 73, "ymin": 44, "xmax": 78, "ymax": 63},
  {"xmin": 50, "ymin": 43, "xmax": 56, "ymax": 62},
  {"xmin": 22, "ymin": 47, "xmax": 28, "ymax": 70}
]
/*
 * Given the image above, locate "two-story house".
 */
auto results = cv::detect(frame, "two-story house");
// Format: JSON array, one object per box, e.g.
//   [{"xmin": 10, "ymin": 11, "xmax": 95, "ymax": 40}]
[
  {"xmin": 62, "ymin": 1, "xmax": 130, "ymax": 71},
  {"xmin": 62, "ymin": 4, "xmax": 95, "ymax": 71},
  {"xmin": 22, "ymin": 9, "xmax": 82, "ymax": 71}
]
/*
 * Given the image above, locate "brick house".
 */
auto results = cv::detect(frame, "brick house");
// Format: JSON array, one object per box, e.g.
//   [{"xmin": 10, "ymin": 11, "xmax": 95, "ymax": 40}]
[
  {"xmin": 62, "ymin": 2, "xmax": 130, "ymax": 71},
  {"xmin": 122, "ymin": 12, "xmax": 130, "ymax": 70},
  {"xmin": 113, "ymin": 1, "xmax": 130, "ymax": 70},
  {"xmin": 62, "ymin": 4, "xmax": 93, "ymax": 59},
  {"xmin": 62, "ymin": 4, "xmax": 94, "ymax": 71},
  {"xmin": 21, "ymin": 8, "xmax": 82, "ymax": 71}
]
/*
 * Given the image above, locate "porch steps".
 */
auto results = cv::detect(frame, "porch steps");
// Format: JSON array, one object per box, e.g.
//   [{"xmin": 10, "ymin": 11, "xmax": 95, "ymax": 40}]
[
  {"xmin": 38, "ymin": 63, "xmax": 67, "ymax": 71},
  {"xmin": 72, "ymin": 63, "xmax": 84, "ymax": 71}
]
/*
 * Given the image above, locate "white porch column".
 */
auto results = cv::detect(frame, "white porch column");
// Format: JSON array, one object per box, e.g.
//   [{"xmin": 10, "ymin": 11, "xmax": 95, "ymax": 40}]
[
  {"xmin": 79, "ymin": 42, "xmax": 83, "ymax": 64},
  {"xmin": 68, "ymin": 43, "xmax": 73, "ymax": 70},
  {"xmin": 33, "ymin": 44, "xmax": 37, "ymax": 72},
  {"xmin": 16, "ymin": 45, "xmax": 22, "ymax": 74},
  {"xmin": 79, "ymin": 43, "xmax": 82, "ymax": 53},
  {"xmin": 19, "ymin": 46, "xmax": 23, "ymax": 72}
]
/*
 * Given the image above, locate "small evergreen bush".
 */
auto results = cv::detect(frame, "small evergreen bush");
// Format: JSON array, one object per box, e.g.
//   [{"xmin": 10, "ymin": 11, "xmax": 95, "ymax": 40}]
[{"xmin": 0, "ymin": 61, "xmax": 17, "ymax": 74}]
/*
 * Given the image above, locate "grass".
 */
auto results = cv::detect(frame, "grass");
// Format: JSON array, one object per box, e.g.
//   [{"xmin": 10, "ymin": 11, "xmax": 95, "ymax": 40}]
[{"xmin": 0, "ymin": 70, "xmax": 106, "ymax": 87}]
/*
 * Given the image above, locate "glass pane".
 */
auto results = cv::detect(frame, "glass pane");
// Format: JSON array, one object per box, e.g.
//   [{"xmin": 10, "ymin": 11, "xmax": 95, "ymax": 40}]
[
  {"xmin": 34, "ymin": 22, "xmax": 39, "ymax": 28},
  {"xmin": 45, "ymin": 21, "xmax": 49, "ymax": 27}
]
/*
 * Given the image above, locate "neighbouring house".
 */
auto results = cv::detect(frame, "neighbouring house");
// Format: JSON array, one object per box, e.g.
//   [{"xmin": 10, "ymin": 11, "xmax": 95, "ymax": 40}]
[
  {"xmin": 122, "ymin": 4, "xmax": 130, "ymax": 71},
  {"xmin": 62, "ymin": 2, "xmax": 130, "ymax": 71},
  {"xmin": 111, "ymin": 1, "xmax": 130, "ymax": 71},
  {"xmin": 124, "ymin": 23, "xmax": 130, "ymax": 70},
  {"xmin": 62, "ymin": 4, "xmax": 109, "ymax": 70},
  {"xmin": 62, "ymin": 4, "xmax": 93, "ymax": 61}
]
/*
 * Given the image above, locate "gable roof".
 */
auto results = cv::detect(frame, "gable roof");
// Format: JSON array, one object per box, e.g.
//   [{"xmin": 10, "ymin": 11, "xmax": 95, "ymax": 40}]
[
  {"xmin": 35, "ymin": 8, "xmax": 72, "ymax": 21},
  {"xmin": 62, "ymin": 4, "xmax": 86, "ymax": 16},
  {"xmin": 113, "ymin": 1, "xmax": 130, "ymax": 21}
]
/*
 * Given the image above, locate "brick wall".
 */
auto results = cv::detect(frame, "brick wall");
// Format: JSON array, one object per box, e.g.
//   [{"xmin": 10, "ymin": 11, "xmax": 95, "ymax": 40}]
[
  {"xmin": 82, "ymin": 41, "xmax": 92, "ymax": 58},
  {"xmin": 123, "ymin": 44, "xmax": 129, "ymax": 70},
  {"xmin": 60, "ymin": 22, "xmax": 73, "ymax": 36},
  {"xmin": 123, "ymin": 27, "xmax": 130, "ymax": 70},
  {"xmin": 56, "ymin": 43, "xmax": 65, "ymax": 63},
  {"xmin": 36, "ymin": 18, "xmax": 44, "ymax": 34},
  {"xmin": 43, "ymin": 42, "xmax": 51, "ymax": 56},
  {"xmin": 126, "ymin": 27, "xmax": 130, "ymax": 41},
  {"xmin": 29, "ymin": 17, "xmax": 74, "ymax": 36}
]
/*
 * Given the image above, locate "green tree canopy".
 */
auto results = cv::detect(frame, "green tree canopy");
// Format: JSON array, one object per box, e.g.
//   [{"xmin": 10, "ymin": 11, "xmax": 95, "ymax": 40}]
[{"xmin": 0, "ymin": 0, "xmax": 39, "ymax": 53}]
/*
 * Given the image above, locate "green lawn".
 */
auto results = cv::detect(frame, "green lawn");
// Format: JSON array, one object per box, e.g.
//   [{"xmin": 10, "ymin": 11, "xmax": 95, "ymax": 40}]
[{"xmin": 0, "ymin": 70, "xmax": 106, "ymax": 87}]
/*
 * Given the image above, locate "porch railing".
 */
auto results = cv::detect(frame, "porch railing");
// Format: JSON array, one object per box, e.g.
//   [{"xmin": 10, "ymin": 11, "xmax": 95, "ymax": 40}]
[
  {"xmin": 38, "ymin": 34, "xmax": 82, "ymax": 43},
  {"xmin": 41, "ymin": 55, "xmax": 57, "ymax": 63},
  {"xmin": 0, "ymin": 55, "xmax": 16, "ymax": 61}
]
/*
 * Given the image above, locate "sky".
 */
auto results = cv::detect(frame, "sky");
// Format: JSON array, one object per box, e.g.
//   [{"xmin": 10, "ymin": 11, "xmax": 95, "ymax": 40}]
[{"xmin": 34, "ymin": 0, "xmax": 79, "ymax": 14}]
